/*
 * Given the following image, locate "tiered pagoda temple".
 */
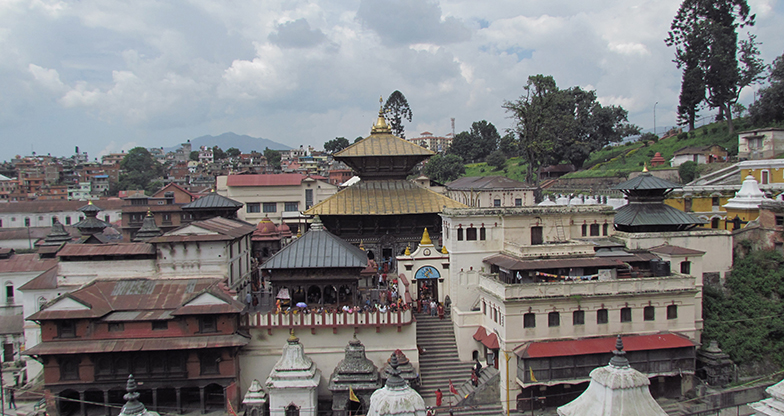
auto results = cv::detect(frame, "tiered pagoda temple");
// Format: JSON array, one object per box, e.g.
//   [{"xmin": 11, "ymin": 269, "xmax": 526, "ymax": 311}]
[
  {"xmin": 613, "ymin": 169, "xmax": 705, "ymax": 232},
  {"xmin": 305, "ymin": 104, "xmax": 465, "ymax": 269}
]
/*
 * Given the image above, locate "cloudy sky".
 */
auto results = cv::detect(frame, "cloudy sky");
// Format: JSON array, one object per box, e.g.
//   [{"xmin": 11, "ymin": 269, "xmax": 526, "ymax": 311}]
[{"xmin": 1, "ymin": 0, "xmax": 782, "ymax": 161}]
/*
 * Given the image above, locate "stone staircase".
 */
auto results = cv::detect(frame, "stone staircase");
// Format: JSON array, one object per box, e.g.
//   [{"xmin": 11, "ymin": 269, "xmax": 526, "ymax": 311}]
[{"xmin": 415, "ymin": 312, "xmax": 504, "ymax": 415}]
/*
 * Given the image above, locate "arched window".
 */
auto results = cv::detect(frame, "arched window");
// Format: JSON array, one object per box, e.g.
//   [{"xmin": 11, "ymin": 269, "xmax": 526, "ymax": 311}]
[{"xmin": 285, "ymin": 404, "xmax": 300, "ymax": 416}]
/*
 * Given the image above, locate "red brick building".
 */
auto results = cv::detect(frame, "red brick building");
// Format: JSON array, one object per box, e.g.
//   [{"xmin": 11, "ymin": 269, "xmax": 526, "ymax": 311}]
[{"xmin": 24, "ymin": 277, "xmax": 249, "ymax": 415}]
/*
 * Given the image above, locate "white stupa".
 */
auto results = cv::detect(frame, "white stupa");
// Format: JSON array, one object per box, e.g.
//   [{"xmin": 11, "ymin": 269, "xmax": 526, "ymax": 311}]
[
  {"xmin": 538, "ymin": 196, "xmax": 557, "ymax": 206},
  {"xmin": 242, "ymin": 379, "xmax": 268, "ymax": 416},
  {"xmin": 723, "ymin": 175, "xmax": 771, "ymax": 210},
  {"xmin": 266, "ymin": 330, "xmax": 322, "ymax": 416},
  {"xmin": 366, "ymin": 353, "xmax": 427, "ymax": 416},
  {"xmin": 557, "ymin": 335, "xmax": 667, "ymax": 416},
  {"xmin": 749, "ymin": 378, "xmax": 784, "ymax": 415}
]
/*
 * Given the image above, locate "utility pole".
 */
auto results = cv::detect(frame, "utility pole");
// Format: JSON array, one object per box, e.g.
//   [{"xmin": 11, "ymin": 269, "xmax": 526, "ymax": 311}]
[
  {"xmin": 1, "ymin": 363, "xmax": 5, "ymax": 416},
  {"xmin": 654, "ymin": 102, "xmax": 658, "ymax": 138}
]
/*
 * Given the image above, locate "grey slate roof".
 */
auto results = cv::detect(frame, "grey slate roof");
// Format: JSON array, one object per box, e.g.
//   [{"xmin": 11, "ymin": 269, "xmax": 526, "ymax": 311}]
[
  {"xmin": 614, "ymin": 203, "xmax": 706, "ymax": 228},
  {"xmin": 182, "ymin": 193, "xmax": 243, "ymax": 209},
  {"xmin": 446, "ymin": 176, "xmax": 533, "ymax": 190},
  {"xmin": 261, "ymin": 220, "xmax": 368, "ymax": 269},
  {"xmin": 612, "ymin": 173, "xmax": 681, "ymax": 191}
]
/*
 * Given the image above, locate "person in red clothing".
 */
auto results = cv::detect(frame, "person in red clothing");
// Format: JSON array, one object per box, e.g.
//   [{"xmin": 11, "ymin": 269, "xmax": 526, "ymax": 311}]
[{"xmin": 435, "ymin": 388, "xmax": 443, "ymax": 407}]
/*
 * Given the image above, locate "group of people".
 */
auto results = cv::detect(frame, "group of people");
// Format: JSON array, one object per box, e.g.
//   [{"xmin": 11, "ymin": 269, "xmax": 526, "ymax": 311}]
[
  {"xmin": 273, "ymin": 297, "xmax": 411, "ymax": 315},
  {"xmin": 417, "ymin": 297, "xmax": 445, "ymax": 319}
]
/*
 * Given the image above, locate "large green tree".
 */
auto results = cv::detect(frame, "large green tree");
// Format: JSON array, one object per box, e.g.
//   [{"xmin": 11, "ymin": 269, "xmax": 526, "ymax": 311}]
[
  {"xmin": 264, "ymin": 148, "xmax": 281, "ymax": 170},
  {"xmin": 503, "ymin": 75, "xmax": 563, "ymax": 184},
  {"xmin": 749, "ymin": 52, "xmax": 784, "ymax": 125},
  {"xmin": 423, "ymin": 154, "xmax": 465, "ymax": 183},
  {"xmin": 324, "ymin": 137, "xmax": 350, "ymax": 154},
  {"xmin": 666, "ymin": 0, "xmax": 764, "ymax": 133},
  {"xmin": 555, "ymin": 87, "xmax": 639, "ymax": 169},
  {"xmin": 226, "ymin": 147, "xmax": 241, "ymax": 158},
  {"xmin": 383, "ymin": 91, "xmax": 413, "ymax": 138},
  {"xmin": 504, "ymin": 75, "xmax": 637, "ymax": 182},
  {"xmin": 447, "ymin": 120, "xmax": 501, "ymax": 163},
  {"xmin": 117, "ymin": 147, "xmax": 165, "ymax": 194}
]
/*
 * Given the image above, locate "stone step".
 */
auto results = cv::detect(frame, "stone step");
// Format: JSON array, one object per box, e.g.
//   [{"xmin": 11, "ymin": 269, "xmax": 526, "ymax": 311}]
[{"xmin": 428, "ymin": 404, "xmax": 505, "ymax": 416}]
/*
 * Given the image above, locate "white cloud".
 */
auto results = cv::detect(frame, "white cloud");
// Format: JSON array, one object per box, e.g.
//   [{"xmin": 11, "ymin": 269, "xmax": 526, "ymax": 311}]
[{"xmin": 0, "ymin": 0, "xmax": 781, "ymax": 160}]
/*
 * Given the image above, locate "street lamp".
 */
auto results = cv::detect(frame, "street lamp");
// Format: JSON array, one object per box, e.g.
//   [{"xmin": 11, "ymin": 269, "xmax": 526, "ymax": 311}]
[{"xmin": 654, "ymin": 102, "xmax": 659, "ymax": 138}]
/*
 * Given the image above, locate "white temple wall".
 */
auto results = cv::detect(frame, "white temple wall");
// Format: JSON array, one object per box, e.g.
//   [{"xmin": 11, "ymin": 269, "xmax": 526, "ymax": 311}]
[{"xmin": 239, "ymin": 324, "xmax": 417, "ymax": 398}]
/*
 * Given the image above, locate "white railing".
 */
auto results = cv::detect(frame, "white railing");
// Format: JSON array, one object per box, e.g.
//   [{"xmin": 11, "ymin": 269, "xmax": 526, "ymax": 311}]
[{"xmin": 248, "ymin": 308, "xmax": 414, "ymax": 328}]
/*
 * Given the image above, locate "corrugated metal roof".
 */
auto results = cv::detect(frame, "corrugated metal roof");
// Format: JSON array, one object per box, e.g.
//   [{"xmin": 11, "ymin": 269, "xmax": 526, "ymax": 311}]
[
  {"xmin": 182, "ymin": 193, "xmax": 243, "ymax": 209},
  {"xmin": 335, "ymin": 133, "xmax": 433, "ymax": 158},
  {"xmin": 0, "ymin": 253, "xmax": 58, "ymax": 273},
  {"xmin": 612, "ymin": 173, "xmax": 681, "ymax": 191},
  {"xmin": 57, "ymin": 243, "xmax": 155, "ymax": 257},
  {"xmin": 648, "ymin": 244, "xmax": 705, "ymax": 256},
  {"xmin": 482, "ymin": 252, "xmax": 657, "ymax": 271},
  {"xmin": 0, "ymin": 315, "xmax": 23, "ymax": 335},
  {"xmin": 0, "ymin": 199, "xmax": 125, "ymax": 214},
  {"xmin": 27, "ymin": 277, "xmax": 243, "ymax": 321},
  {"xmin": 17, "ymin": 266, "xmax": 58, "ymax": 291},
  {"xmin": 149, "ymin": 217, "xmax": 255, "ymax": 243},
  {"xmin": 614, "ymin": 203, "xmax": 706, "ymax": 227},
  {"xmin": 24, "ymin": 333, "xmax": 250, "ymax": 355},
  {"xmin": 305, "ymin": 179, "xmax": 467, "ymax": 216},
  {"xmin": 261, "ymin": 222, "xmax": 367, "ymax": 269},
  {"xmin": 447, "ymin": 176, "xmax": 533, "ymax": 190},
  {"xmin": 226, "ymin": 173, "xmax": 309, "ymax": 187},
  {"xmin": 515, "ymin": 333, "xmax": 695, "ymax": 359},
  {"xmin": 102, "ymin": 310, "xmax": 173, "ymax": 321}
]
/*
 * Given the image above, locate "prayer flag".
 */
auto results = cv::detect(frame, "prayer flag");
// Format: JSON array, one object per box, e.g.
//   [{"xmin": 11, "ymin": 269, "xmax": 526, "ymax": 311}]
[{"xmin": 349, "ymin": 386, "xmax": 360, "ymax": 402}]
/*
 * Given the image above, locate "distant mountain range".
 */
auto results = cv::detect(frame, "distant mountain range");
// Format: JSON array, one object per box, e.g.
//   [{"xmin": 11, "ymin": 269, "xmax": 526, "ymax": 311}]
[{"xmin": 163, "ymin": 132, "xmax": 291, "ymax": 153}]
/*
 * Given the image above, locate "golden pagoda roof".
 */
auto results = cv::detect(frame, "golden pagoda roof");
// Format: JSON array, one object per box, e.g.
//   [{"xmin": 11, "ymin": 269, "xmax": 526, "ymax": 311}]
[
  {"xmin": 304, "ymin": 179, "xmax": 467, "ymax": 216},
  {"xmin": 335, "ymin": 133, "xmax": 433, "ymax": 158}
]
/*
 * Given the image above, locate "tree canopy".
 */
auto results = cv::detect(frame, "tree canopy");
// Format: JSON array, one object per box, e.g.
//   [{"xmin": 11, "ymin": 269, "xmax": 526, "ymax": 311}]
[
  {"xmin": 423, "ymin": 154, "xmax": 465, "ymax": 183},
  {"xmin": 383, "ymin": 91, "xmax": 413, "ymax": 139},
  {"xmin": 226, "ymin": 147, "xmax": 241, "ymax": 158},
  {"xmin": 447, "ymin": 120, "xmax": 501, "ymax": 163},
  {"xmin": 264, "ymin": 148, "xmax": 281, "ymax": 170},
  {"xmin": 212, "ymin": 146, "xmax": 227, "ymax": 161},
  {"xmin": 324, "ymin": 137, "xmax": 350, "ymax": 154},
  {"xmin": 503, "ymin": 75, "xmax": 638, "ymax": 183},
  {"xmin": 666, "ymin": 0, "xmax": 764, "ymax": 133},
  {"xmin": 749, "ymin": 51, "xmax": 784, "ymax": 125},
  {"xmin": 118, "ymin": 147, "xmax": 165, "ymax": 194}
]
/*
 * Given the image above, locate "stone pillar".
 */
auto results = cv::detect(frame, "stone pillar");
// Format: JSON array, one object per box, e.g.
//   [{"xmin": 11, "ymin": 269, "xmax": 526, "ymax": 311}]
[
  {"xmin": 152, "ymin": 388, "xmax": 158, "ymax": 412},
  {"xmin": 200, "ymin": 386, "xmax": 206, "ymax": 414},
  {"xmin": 103, "ymin": 390, "xmax": 110, "ymax": 416},
  {"xmin": 175, "ymin": 387, "xmax": 182, "ymax": 414}
]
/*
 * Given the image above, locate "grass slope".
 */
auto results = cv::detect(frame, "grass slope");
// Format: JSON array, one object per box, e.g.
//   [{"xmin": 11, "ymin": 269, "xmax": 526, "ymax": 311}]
[{"xmin": 563, "ymin": 119, "xmax": 749, "ymax": 179}]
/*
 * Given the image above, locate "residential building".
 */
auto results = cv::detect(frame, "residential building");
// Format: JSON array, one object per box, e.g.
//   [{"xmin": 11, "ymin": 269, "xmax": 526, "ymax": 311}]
[
  {"xmin": 24, "ymin": 277, "xmax": 249, "ymax": 415},
  {"xmin": 216, "ymin": 173, "xmax": 336, "ymax": 235},
  {"xmin": 408, "ymin": 132, "xmax": 452, "ymax": 153},
  {"xmin": 737, "ymin": 128, "xmax": 784, "ymax": 160},
  {"xmin": 671, "ymin": 145, "xmax": 728, "ymax": 167},
  {"xmin": 446, "ymin": 176, "xmax": 536, "ymax": 208},
  {"xmin": 0, "ymin": 199, "xmax": 123, "ymax": 230}
]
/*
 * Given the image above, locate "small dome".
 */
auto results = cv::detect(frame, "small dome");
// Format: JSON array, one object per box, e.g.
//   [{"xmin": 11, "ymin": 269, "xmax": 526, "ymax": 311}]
[
  {"xmin": 252, "ymin": 217, "xmax": 281, "ymax": 241},
  {"xmin": 278, "ymin": 222, "xmax": 293, "ymax": 238}
]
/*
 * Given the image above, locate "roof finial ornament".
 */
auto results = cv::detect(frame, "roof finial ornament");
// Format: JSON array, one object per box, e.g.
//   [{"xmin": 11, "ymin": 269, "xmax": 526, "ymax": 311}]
[
  {"xmin": 404, "ymin": 245, "xmax": 411, "ymax": 256},
  {"xmin": 420, "ymin": 228, "xmax": 432, "ymax": 245},
  {"xmin": 288, "ymin": 328, "xmax": 298, "ymax": 342},
  {"xmin": 642, "ymin": 163, "xmax": 649, "ymax": 173},
  {"xmin": 609, "ymin": 335, "xmax": 630, "ymax": 368},
  {"xmin": 371, "ymin": 96, "xmax": 391, "ymax": 134},
  {"xmin": 441, "ymin": 245, "xmax": 448, "ymax": 254}
]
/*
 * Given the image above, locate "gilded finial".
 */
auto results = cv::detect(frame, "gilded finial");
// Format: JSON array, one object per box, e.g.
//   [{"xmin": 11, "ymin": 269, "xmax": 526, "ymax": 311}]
[
  {"xmin": 359, "ymin": 240, "xmax": 365, "ymax": 251},
  {"xmin": 288, "ymin": 328, "xmax": 297, "ymax": 342},
  {"xmin": 441, "ymin": 245, "xmax": 448, "ymax": 254},
  {"xmin": 371, "ymin": 96, "xmax": 391, "ymax": 134},
  {"xmin": 146, "ymin": 208, "xmax": 152, "ymax": 217},
  {"xmin": 420, "ymin": 228, "xmax": 432, "ymax": 245},
  {"xmin": 642, "ymin": 163, "xmax": 649, "ymax": 173},
  {"xmin": 404, "ymin": 245, "xmax": 411, "ymax": 256},
  {"xmin": 88, "ymin": 200, "xmax": 93, "ymax": 205}
]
